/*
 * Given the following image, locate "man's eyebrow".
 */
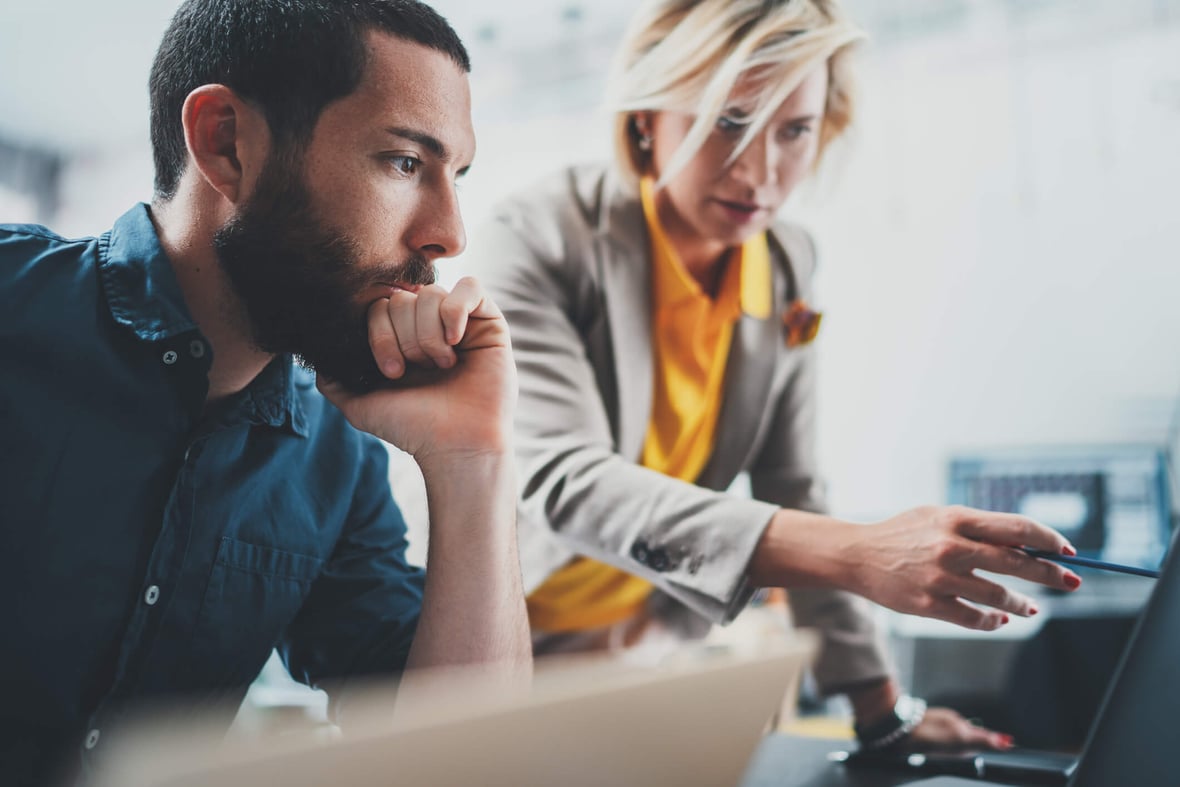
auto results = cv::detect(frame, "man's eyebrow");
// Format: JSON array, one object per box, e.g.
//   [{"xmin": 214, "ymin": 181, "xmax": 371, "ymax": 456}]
[{"xmin": 385, "ymin": 127, "xmax": 449, "ymax": 161}]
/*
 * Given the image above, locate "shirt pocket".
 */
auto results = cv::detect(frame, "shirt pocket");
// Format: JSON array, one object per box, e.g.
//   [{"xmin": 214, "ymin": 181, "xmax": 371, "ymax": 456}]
[{"xmin": 186, "ymin": 537, "xmax": 325, "ymax": 694}]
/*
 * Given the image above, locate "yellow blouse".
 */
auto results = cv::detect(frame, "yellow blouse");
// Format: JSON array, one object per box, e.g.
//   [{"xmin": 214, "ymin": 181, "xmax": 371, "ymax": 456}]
[{"xmin": 526, "ymin": 178, "xmax": 772, "ymax": 633}]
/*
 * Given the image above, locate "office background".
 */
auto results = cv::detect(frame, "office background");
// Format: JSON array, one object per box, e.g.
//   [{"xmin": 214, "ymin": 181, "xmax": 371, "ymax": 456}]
[{"xmin": 4, "ymin": 0, "xmax": 1178, "ymax": 530}]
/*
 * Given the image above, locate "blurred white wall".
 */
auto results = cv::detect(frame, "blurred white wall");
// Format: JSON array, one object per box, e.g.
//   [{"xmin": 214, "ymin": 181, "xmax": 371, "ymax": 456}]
[
  {"xmin": 2, "ymin": 0, "xmax": 1178, "ymax": 537},
  {"xmin": 797, "ymin": 5, "xmax": 1180, "ymax": 518}
]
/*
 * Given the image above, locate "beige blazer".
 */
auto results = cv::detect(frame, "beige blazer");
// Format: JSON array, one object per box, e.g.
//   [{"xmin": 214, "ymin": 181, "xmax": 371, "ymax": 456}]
[{"xmin": 462, "ymin": 165, "xmax": 890, "ymax": 690}]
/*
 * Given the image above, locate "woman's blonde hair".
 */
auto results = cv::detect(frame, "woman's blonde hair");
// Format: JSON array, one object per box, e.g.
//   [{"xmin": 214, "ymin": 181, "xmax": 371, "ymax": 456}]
[{"xmin": 607, "ymin": 0, "xmax": 865, "ymax": 190}]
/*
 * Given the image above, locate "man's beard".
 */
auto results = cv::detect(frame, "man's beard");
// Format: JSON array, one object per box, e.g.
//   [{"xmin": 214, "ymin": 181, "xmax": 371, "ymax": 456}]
[{"xmin": 213, "ymin": 153, "xmax": 435, "ymax": 393}]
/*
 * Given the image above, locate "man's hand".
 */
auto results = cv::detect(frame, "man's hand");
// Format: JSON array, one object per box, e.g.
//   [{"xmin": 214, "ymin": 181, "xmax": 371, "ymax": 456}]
[
  {"xmin": 321, "ymin": 275, "xmax": 531, "ymax": 679},
  {"xmin": 751, "ymin": 505, "xmax": 1081, "ymax": 631},
  {"xmin": 317, "ymin": 276, "xmax": 516, "ymax": 463}
]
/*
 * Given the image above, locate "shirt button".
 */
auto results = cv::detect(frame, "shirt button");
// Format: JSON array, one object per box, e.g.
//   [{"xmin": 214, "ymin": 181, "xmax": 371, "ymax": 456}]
[
  {"xmin": 162, "ymin": 350, "xmax": 178, "ymax": 365},
  {"xmin": 84, "ymin": 728, "xmax": 100, "ymax": 750},
  {"xmin": 189, "ymin": 340, "xmax": 206, "ymax": 359},
  {"xmin": 144, "ymin": 585, "xmax": 161, "ymax": 606}
]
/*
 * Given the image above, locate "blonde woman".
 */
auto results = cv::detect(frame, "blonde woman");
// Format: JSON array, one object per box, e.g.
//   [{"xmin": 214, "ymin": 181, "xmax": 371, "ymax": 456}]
[{"xmin": 463, "ymin": 0, "xmax": 1080, "ymax": 749}]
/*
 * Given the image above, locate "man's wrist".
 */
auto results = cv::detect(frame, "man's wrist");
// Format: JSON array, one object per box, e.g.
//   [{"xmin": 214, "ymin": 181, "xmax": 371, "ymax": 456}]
[
  {"xmin": 416, "ymin": 444, "xmax": 514, "ymax": 482},
  {"xmin": 418, "ymin": 449, "xmax": 518, "ymax": 533}
]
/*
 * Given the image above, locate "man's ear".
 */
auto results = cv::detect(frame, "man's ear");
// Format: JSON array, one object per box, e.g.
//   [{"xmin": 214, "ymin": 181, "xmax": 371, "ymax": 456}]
[{"xmin": 181, "ymin": 85, "xmax": 270, "ymax": 205}]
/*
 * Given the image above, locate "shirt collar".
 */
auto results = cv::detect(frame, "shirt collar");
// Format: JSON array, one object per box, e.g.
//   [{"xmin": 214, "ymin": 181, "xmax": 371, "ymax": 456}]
[
  {"xmin": 99, "ymin": 203, "xmax": 198, "ymax": 342},
  {"xmin": 227, "ymin": 356, "xmax": 311, "ymax": 438},
  {"xmin": 99, "ymin": 203, "xmax": 308, "ymax": 438},
  {"xmin": 639, "ymin": 178, "xmax": 773, "ymax": 319}
]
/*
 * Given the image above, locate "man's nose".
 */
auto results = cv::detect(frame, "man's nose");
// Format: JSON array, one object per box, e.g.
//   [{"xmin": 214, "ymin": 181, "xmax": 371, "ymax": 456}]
[{"xmin": 409, "ymin": 184, "xmax": 466, "ymax": 260}]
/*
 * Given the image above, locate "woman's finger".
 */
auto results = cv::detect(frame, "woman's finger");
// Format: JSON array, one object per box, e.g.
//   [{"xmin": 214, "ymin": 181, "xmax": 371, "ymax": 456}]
[
  {"xmin": 968, "ymin": 543, "xmax": 1081, "ymax": 593},
  {"xmin": 941, "ymin": 573, "xmax": 1037, "ymax": 617},
  {"xmin": 951, "ymin": 507, "xmax": 1074, "ymax": 555}
]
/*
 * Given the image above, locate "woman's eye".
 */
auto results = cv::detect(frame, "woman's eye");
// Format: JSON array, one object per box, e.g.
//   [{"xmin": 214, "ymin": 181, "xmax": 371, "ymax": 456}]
[
  {"xmin": 782, "ymin": 123, "xmax": 813, "ymax": 141},
  {"xmin": 715, "ymin": 115, "xmax": 747, "ymax": 134},
  {"xmin": 387, "ymin": 155, "xmax": 422, "ymax": 176}
]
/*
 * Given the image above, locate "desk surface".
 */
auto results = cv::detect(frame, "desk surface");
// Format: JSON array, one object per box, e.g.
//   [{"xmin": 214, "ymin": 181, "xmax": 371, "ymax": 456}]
[
  {"xmin": 741, "ymin": 735, "xmax": 959, "ymax": 787},
  {"xmin": 741, "ymin": 736, "xmax": 1072, "ymax": 787}
]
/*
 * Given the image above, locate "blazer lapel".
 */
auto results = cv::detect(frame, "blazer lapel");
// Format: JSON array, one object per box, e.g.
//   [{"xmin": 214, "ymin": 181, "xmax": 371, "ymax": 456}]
[
  {"xmin": 696, "ymin": 244, "xmax": 789, "ymax": 489},
  {"xmin": 598, "ymin": 182, "xmax": 654, "ymax": 464}
]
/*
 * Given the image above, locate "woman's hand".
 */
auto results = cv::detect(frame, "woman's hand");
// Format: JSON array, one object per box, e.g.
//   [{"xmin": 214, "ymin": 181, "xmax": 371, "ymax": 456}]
[
  {"xmin": 845, "ymin": 505, "xmax": 1080, "ymax": 630},
  {"xmin": 849, "ymin": 680, "xmax": 1013, "ymax": 751},
  {"xmin": 751, "ymin": 505, "xmax": 1081, "ymax": 630},
  {"xmin": 908, "ymin": 707, "xmax": 1014, "ymax": 750}
]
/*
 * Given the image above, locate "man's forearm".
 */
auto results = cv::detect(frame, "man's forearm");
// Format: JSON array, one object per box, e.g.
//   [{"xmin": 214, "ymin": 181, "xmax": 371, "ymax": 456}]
[{"xmin": 405, "ymin": 450, "xmax": 531, "ymax": 678}]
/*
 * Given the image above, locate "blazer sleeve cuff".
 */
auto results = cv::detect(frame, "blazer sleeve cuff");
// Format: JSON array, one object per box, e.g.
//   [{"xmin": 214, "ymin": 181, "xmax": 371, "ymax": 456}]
[{"xmin": 648, "ymin": 500, "xmax": 779, "ymax": 625}]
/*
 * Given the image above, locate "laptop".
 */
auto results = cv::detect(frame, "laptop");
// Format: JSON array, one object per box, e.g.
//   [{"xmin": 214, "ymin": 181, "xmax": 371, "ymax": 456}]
[
  {"xmin": 900, "ymin": 526, "xmax": 1180, "ymax": 787},
  {"xmin": 93, "ymin": 634, "xmax": 816, "ymax": 787}
]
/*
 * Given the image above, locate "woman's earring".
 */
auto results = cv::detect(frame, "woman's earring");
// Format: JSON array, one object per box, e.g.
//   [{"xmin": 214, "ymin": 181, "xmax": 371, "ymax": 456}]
[{"xmin": 634, "ymin": 116, "xmax": 653, "ymax": 152}]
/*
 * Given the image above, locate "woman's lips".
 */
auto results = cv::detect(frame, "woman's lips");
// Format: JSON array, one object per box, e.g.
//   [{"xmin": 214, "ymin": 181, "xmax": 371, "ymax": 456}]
[{"xmin": 712, "ymin": 198, "xmax": 767, "ymax": 225}]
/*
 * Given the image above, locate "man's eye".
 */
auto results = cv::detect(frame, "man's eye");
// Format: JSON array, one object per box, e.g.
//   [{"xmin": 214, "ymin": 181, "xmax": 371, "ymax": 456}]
[{"xmin": 387, "ymin": 155, "xmax": 422, "ymax": 176}]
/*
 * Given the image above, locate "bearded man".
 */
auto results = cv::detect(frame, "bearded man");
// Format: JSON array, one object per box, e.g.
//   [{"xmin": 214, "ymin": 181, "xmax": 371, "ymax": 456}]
[{"xmin": 0, "ymin": 2, "xmax": 529, "ymax": 783}]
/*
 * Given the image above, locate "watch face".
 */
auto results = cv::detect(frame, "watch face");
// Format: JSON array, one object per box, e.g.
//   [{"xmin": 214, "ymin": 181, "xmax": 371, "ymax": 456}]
[
  {"xmin": 900, "ymin": 694, "xmax": 928, "ymax": 725},
  {"xmin": 896, "ymin": 694, "xmax": 918, "ymax": 720}
]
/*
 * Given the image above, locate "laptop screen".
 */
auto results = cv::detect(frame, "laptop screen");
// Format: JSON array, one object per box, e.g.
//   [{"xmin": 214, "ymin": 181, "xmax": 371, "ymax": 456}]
[{"xmin": 1072, "ymin": 529, "xmax": 1179, "ymax": 786}]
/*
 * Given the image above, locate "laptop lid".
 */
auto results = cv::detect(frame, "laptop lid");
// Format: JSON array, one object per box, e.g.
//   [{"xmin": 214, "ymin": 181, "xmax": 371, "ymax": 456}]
[
  {"xmin": 95, "ymin": 636, "xmax": 815, "ymax": 787},
  {"xmin": 1068, "ymin": 528, "xmax": 1179, "ymax": 787},
  {"xmin": 898, "ymin": 532, "xmax": 1178, "ymax": 787},
  {"xmin": 897, "ymin": 530, "xmax": 1178, "ymax": 787}
]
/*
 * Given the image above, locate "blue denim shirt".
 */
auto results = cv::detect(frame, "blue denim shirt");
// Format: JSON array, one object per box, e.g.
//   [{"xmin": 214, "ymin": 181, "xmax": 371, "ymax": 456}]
[{"xmin": 0, "ymin": 205, "xmax": 424, "ymax": 784}]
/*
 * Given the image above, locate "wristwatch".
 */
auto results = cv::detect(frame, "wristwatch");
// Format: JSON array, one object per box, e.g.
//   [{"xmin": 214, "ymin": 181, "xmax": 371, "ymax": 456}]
[{"xmin": 854, "ymin": 694, "xmax": 927, "ymax": 750}]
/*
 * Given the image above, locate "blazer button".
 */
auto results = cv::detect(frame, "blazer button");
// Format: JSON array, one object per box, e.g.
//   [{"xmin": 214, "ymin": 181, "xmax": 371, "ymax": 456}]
[
  {"xmin": 649, "ymin": 549, "xmax": 670, "ymax": 572},
  {"xmin": 630, "ymin": 541, "xmax": 650, "ymax": 564}
]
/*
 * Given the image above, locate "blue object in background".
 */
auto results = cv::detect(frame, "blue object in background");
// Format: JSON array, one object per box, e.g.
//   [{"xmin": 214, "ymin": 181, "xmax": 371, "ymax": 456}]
[{"xmin": 948, "ymin": 445, "xmax": 1172, "ymax": 571}]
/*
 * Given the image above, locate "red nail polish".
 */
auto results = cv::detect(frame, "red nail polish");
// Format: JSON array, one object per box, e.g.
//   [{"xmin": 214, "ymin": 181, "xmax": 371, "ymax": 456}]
[
  {"xmin": 1062, "ymin": 545, "xmax": 1077, "ymax": 557},
  {"xmin": 1001, "ymin": 614, "xmax": 1010, "ymax": 625},
  {"xmin": 1064, "ymin": 573, "xmax": 1081, "ymax": 590},
  {"xmin": 1029, "ymin": 607, "xmax": 1039, "ymax": 616}
]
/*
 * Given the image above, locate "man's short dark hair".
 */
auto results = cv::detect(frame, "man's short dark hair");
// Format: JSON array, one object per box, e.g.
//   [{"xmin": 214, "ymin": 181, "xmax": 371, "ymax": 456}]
[{"xmin": 149, "ymin": 0, "xmax": 470, "ymax": 199}]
